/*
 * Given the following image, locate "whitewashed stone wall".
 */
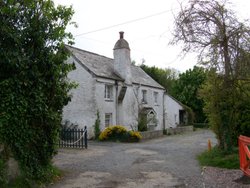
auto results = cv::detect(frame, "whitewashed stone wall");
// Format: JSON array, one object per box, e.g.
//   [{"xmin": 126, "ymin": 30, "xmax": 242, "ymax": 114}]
[
  {"xmin": 94, "ymin": 78, "xmax": 117, "ymax": 130},
  {"xmin": 136, "ymin": 85, "xmax": 165, "ymax": 131},
  {"xmin": 116, "ymin": 83, "xmax": 138, "ymax": 129},
  {"xmin": 63, "ymin": 56, "xmax": 166, "ymax": 133},
  {"xmin": 164, "ymin": 94, "xmax": 184, "ymax": 128},
  {"xmin": 62, "ymin": 56, "xmax": 97, "ymax": 133}
]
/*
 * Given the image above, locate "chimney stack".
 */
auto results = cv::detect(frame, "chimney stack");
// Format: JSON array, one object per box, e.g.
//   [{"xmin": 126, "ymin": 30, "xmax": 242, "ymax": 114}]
[
  {"xmin": 119, "ymin": 31, "xmax": 124, "ymax": 39},
  {"xmin": 113, "ymin": 32, "xmax": 132, "ymax": 84}
]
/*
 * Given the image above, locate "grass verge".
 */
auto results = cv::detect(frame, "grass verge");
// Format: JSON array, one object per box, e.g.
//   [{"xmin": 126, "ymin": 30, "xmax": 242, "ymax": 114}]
[
  {"xmin": 1, "ymin": 165, "xmax": 62, "ymax": 188},
  {"xmin": 197, "ymin": 146, "xmax": 239, "ymax": 169}
]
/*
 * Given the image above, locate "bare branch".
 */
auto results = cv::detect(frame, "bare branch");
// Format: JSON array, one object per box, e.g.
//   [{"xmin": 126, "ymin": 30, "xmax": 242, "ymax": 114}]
[{"xmin": 170, "ymin": 0, "xmax": 250, "ymax": 79}]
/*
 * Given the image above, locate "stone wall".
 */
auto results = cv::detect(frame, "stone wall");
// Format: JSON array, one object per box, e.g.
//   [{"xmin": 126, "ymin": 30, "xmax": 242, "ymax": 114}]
[
  {"xmin": 140, "ymin": 126, "xmax": 194, "ymax": 140},
  {"xmin": 63, "ymin": 56, "xmax": 97, "ymax": 130},
  {"xmin": 140, "ymin": 130, "xmax": 163, "ymax": 140},
  {"xmin": 166, "ymin": 126, "xmax": 193, "ymax": 135}
]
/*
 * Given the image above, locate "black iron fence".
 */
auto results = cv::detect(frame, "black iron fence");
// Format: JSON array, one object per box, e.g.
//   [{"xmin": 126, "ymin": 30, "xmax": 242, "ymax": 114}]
[{"xmin": 59, "ymin": 126, "xmax": 87, "ymax": 149}]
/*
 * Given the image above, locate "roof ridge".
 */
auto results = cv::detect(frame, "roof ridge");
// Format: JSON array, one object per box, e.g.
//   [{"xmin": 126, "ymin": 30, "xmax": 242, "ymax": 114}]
[
  {"xmin": 65, "ymin": 45, "xmax": 165, "ymax": 90},
  {"xmin": 132, "ymin": 66, "xmax": 164, "ymax": 89},
  {"xmin": 65, "ymin": 44, "xmax": 114, "ymax": 61}
]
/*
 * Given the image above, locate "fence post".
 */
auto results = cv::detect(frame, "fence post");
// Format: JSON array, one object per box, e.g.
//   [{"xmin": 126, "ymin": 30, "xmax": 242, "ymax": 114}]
[
  {"xmin": 78, "ymin": 129, "xmax": 81, "ymax": 148},
  {"xmin": 81, "ymin": 128, "xmax": 83, "ymax": 148},
  {"xmin": 84, "ymin": 126, "xmax": 88, "ymax": 149},
  {"xmin": 72, "ymin": 129, "xmax": 74, "ymax": 148}
]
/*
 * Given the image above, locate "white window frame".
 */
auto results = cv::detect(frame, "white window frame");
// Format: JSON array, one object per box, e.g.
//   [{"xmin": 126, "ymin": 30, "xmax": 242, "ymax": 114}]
[
  {"xmin": 153, "ymin": 91, "xmax": 158, "ymax": 105},
  {"xmin": 142, "ymin": 90, "xmax": 147, "ymax": 103},
  {"xmin": 104, "ymin": 84, "xmax": 113, "ymax": 100},
  {"xmin": 105, "ymin": 113, "xmax": 112, "ymax": 127}
]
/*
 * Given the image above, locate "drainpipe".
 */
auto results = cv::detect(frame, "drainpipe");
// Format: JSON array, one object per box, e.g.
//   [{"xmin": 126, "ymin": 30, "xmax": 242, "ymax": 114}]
[
  {"xmin": 115, "ymin": 80, "xmax": 118, "ymax": 125},
  {"xmin": 163, "ymin": 91, "xmax": 166, "ymax": 131}
]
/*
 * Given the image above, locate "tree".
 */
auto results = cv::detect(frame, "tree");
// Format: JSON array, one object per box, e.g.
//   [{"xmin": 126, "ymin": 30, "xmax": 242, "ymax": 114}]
[
  {"xmin": 0, "ymin": 0, "xmax": 75, "ymax": 181},
  {"xmin": 172, "ymin": 66, "xmax": 207, "ymax": 123},
  {"xmin": 171, "ymin": 0, "xmax": 250, "ymax": 78},
  {"xmin": 200, "ymin": 69, "xmax": 250, "ymax": 148},
  {"xmin": 140, "ymin": 64, "xmax": 179, "ymax": 95},
  {"xmin": 171, "ymin": 0, "xmax": 250, "ymax": 151}
]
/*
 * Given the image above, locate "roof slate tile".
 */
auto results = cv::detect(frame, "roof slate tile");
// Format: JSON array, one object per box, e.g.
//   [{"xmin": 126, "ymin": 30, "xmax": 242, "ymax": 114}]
[{"xmin": 66, "ymin": 45, "xmax": 164, "ymax": 89}]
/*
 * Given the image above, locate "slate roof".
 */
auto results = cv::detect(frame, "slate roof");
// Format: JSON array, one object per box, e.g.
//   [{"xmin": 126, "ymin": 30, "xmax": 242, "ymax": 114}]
[{"xmin": 66, "ymin": 45, "xmax": 165, "ymax": 89}]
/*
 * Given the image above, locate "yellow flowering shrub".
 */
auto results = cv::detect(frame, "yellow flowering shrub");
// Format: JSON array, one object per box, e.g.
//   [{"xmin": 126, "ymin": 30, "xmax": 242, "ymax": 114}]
[
  {"xmin": 98, "ymin": 125, "xmax": 141, "ymax": 142},
  {"xmin": 99, "ymin": 125, "xmax": 127, "ymax": 141},
  {"xmin": 126, "ymin": 131, "xmax": 142, "ymax": 142},
  {"xmin": 128, "ymin": 131, "xmax": 142, "ymax": 140},
  {"xmin": 110, "ymin": 125, "xmax": 127, "ymax": 133},
  {"xmin": 98, "ymin": 127, "xmax": 112, "ymax": 140}
]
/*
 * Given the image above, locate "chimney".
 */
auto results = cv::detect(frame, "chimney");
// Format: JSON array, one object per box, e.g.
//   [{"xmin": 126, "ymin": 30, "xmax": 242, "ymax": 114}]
[
  {"xmin": 113, "ymin": 32, "xmax": 132, "ymax": 84},
  {"xmin": 119, "ymin": 31, "xmax": 124, "ymax": 39}
]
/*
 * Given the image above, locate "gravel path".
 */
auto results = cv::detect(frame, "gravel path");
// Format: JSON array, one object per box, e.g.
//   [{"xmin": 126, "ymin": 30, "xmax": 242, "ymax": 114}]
[{"xmin": 48, "ymin": 129, "xmax": 247, "ymax": 188}]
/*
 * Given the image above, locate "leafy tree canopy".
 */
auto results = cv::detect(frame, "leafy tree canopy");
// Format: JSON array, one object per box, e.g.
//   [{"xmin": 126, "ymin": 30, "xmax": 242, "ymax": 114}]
[
  {"xmin": 140, "ymin": 64, "xmax": 179, "ymax": 95},
  {"xmin": 171, "ymin": 0, "xmax": 250, "ymax": 151},
  {"xmin": 0, "ymin": 0, "xmax": 75, "ymax": 181},
  {"xmin": 172, "ymin": 66, "xmax": 207, "ymax": 123}
]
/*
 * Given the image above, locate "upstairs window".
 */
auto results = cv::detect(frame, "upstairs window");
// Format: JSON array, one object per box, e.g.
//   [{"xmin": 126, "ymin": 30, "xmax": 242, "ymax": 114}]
[
  {"xmin": 153, "ymin": 92, "xmax": 158, "ymax": 105},
  {"xmin": 104, "ymin": 85, "xmax": 113, "ymax": 100},
  {"xmin": 142, "ymin": 90, "xmax": 147, "ymax": 103},
  {"xmin": 105, "ymin": 113, "xmax": 112, "ymax": 127}
]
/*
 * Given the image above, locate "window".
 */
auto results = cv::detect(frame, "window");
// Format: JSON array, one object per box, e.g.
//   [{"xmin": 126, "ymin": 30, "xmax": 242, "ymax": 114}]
[
  {"xmin": 105, "ymin": 113, "xmax": 112, "ymax": 127},
  {"xmin": 142, "ymin": 90, "xmax": 147, "ymax": 103},
  {"xmin": 153, "ymin": 92, "xmax": 158, "ymax": 105},
  {"xmin": 104, "ymin": 85, "xmax": 113, "ymax": 100}
]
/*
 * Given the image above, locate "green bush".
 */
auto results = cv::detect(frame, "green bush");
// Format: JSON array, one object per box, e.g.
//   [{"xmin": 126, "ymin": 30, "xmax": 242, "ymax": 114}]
[
  {"xmin": 99, "ymin": 125, "xmax": 142, "ymax": 142},
  {"xmin": 138, "ymin": 114, "xmax": 148, "ymax": 132},
  {"xmin": 0, "ymin": 158, "xmax": 7, "ymax": 186},
  {"xmin": 193, "ymin": 123, "xmax": 209, "ymax": 129},
  {"xmin": 0, "ymin": 0, "xmax": 75, "ymax": 183},
  {"xmin": 163, "ymin": 129, "xmax": 167, "ymax": 135},
  {"xmin": 6, "ymin": 176, "xmax": 32, "ymax": 188},
  {"xmin": 5, "ymin": 165, "xmax": 61, "ymax": 188},
  {"xmin": 197, "ymin": 146, "xmax": 239, "ymax": 169}
]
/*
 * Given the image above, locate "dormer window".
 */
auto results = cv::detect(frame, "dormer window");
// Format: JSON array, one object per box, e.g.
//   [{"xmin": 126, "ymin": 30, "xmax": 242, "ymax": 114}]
[
  {"xmin": 105, "ymin": 85, "xmax": 113, "ymax": 100},
  {"xmin": 142, "ymin": 90, "xmax": 147, "ymax": 103}
]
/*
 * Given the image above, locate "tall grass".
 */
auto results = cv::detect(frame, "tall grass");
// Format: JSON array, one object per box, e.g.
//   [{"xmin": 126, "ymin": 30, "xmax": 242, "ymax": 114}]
[{"xmin": 197, "ymin": 146, "xmax": 239, "ymax": 169}]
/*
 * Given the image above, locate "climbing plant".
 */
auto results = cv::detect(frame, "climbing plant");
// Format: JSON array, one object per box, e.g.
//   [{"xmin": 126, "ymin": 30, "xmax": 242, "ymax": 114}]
[
  {"xmin": 94, "ymin": 110, "xmax": 101, "ymax": 139},
  {"xmin": 0, "ymin": 0, "xmax": 75, "ymax": 181}
]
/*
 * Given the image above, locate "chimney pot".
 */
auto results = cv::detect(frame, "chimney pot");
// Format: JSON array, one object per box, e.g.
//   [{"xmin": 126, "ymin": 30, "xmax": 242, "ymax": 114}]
[{"xmin": 119, "ymin": 31, "xmax": 124, "ymax": 39}]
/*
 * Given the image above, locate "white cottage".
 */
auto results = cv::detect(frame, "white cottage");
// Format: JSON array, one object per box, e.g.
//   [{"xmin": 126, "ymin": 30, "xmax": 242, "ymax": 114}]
[
  {"xmin": 164, "ymin": 94, "xmax": 188, "ymax": 128},
  {"xmin": 63, "ymin": 32, "xmax": 187, "ymax": 136}
]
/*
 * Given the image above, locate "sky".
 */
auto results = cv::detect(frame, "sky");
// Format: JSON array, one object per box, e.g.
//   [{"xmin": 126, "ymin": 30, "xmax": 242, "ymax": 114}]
[{"xmin": 54, "ymin": 0, "xmax": 250, "ymax": 72}]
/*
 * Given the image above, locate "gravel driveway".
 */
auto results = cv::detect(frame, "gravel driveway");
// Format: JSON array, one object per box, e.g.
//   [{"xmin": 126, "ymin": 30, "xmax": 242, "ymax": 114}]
[{"xmin": 48, "ymin": 129, "xmax": 246, "ymax": 188}]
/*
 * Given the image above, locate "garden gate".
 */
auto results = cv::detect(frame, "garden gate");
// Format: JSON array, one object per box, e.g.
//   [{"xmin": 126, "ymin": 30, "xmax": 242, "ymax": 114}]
[{"xmin": 59, "ymin": 126, "xmax": 87, "ymax": 149}]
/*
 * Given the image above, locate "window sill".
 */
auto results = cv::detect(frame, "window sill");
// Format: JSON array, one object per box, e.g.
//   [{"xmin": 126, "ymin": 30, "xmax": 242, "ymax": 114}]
[{"xmin": 105, "ymin": 99, "xmax": 114, "ymax": 102}]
